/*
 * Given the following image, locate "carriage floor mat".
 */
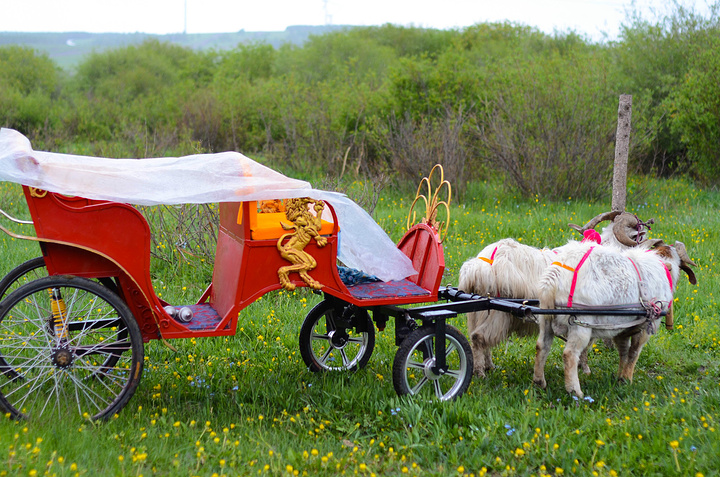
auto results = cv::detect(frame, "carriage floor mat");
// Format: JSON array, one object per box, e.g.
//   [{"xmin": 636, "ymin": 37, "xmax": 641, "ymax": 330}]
[{"xmin": 347, "ymin": 279, "xmax": 431, "ymax": 300}]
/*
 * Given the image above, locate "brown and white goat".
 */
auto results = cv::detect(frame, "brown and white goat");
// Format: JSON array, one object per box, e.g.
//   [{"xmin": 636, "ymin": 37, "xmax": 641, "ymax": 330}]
[
  {"xmin": 459, "ymin": 211, "xmax": 652, "ymax": 378},
  {"xmin": 532, "ymin": 239, "xmax": 696, "ymax": 397}
]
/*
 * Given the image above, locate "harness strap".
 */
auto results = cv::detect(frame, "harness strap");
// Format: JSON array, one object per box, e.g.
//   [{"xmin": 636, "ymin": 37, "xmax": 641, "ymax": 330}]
[
  {"xmin": 551, "ymin": 262, "xmax": 575, "ymax": 272},
  {"xmin": 628, "ymin": 256, "xmax": 652, "ymax": 304},
  {"xmin": 642, "ymin": 250, "xmax": 674, "ymax": 291},
  {"xmin": 661, "ymin": 261, "xmax": 673, "ymax": 290},
  {"xmin": 570, "ymin": 315, "xmax": 648, "ymax": 330},
  {"xmin": 627, "ymin": 257, "xmax": 641, "ymax": 279},
  {"xmin": 478, "ymin": 246, "xmax": 498, "ymax": 265},
  {"xmin": 658, "ymin": 260, "xmax": 674, "ymax": 320},
  {"xmin": 563, "ymin": 246, "xmax": 595, "ymax": 307},
  {"xmin": 631, "ymin": 255, "xmax": 674, "ymax": 308}
]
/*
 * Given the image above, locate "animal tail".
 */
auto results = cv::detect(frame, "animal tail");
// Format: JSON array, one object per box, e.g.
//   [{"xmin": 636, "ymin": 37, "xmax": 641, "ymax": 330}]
[{"xmin": 277, "ymin": 232, "xmax": 292, "ymax": 252}]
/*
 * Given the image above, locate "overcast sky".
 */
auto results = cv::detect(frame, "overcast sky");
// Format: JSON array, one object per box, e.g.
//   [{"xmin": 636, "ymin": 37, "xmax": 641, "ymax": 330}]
[{"xmin": 0, "ymin": 0, "xmax": 710, "ymax": 41}]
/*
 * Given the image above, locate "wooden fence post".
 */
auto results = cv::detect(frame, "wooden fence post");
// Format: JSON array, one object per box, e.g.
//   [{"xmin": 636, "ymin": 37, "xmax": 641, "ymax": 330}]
[{"xmin": 612, "ymin": 95, "xmax": 632, "ymax": 212}]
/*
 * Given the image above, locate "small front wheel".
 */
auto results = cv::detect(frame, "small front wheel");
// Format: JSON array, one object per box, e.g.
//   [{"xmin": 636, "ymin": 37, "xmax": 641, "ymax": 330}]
[
  {"xmin": 392, "ymin": 325, "xmax": 472, "ymax": 401},
  {"xmin": 299, "ymin": 299, "xmax": 375, "ymax": 372},
  {"xmin": 0, "ymin": 276, "xmax": 144, "ymax": 420}
]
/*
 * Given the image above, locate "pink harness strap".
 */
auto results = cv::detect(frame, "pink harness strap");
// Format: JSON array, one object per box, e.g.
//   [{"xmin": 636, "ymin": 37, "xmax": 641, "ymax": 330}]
[
  {"xmin": 628, "ymin": 257, "xmax": 642, "ymax": 280},
  {"xmin": 567, "ymin": 246, "xmax": 595, "ymax": 307},
  {"xmin": 661, "ymin": 262, "xmax": 673, "ymax": 290},
  {"xmin": 628, "ymin": 255, "xmax": 674, "ymax": 310},
  {"xmin": 658, "ymin": 259, "xmax": 674, "ymax": 312},
  {"xmin": 662, "ymin": 262, "xmax": 674, "ymax": 315},
  {"xmin": 479, "ymin": 246, "xmax": 499, "ymax": 265},
  {"xmin": 632, "ymin": 255, "xmax": 674, "ymax": 291}
]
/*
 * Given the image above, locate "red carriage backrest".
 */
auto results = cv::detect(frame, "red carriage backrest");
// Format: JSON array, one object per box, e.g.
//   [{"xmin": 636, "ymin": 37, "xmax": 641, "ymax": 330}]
[
  {"xmin": 396, "ymin": 222, "xmax": 445, "ymax": 293},
  {"xmin": 22, "ymin": 187, "xmax": 162, "ymax": 339}
]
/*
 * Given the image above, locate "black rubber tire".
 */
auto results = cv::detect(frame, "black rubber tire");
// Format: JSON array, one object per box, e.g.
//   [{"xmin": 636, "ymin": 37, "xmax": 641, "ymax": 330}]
[
  {"xmin": 299, "ymin": 299, "xmax": 375, "ymax": 372},
  {"xmin": 0, "ymin": 256, "xmax": 47, "ymax": 302},
  {"xmin": 392, "ymin": 325, "xmax": 473, "ymax": 401},
  {"xmin": 0, "ymin": 276, "xmax": 144, "ymax": 420}
]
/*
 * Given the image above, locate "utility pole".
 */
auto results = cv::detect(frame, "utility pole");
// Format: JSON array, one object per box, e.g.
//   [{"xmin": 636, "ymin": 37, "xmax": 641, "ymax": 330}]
[{"xmin": 323, "ymin": 0, "xmax": 332, "ymax": 25}]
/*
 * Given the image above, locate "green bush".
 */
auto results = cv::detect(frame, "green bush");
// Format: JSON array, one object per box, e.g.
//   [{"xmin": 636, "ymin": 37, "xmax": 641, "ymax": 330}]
[
  {"xmin": 4, "ymin": 8, "xmax": 720, "ymax": 194},
  {"xmin": 666, "ymin": 34, "xmax": 720, "ymax": 184},
  {"xmin": 476, "ymin": 49, "xmax": 618, "ymax": 200},
  {"xmin": 613, "ymin": 2, "xmax": 720, "ymax": 176},
  {"xmin": 0, "ymin": 45, "xmax": 61, "ymax": 134},
  {"xmin": 66, "ymin": 39, "xmax": 206, "ymax": 149}
]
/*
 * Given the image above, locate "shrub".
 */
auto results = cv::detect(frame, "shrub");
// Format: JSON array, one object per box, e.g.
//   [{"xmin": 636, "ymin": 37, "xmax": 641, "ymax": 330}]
[
  {"xmin": 0, "ymin": 45, "xmax": 61, "ymax": 134},
  {"xmin": 666, "ymin": 34, "xmax": 720, "ymax": 184},
  {"xmin": 475, "ymin": 50, "xmax": 617, "ymax": 200},
  {"xmin": 373, "ymin": 107, "xmax": 471, "ymax": 198},
  {"xmin": 613, "ymin": 1, "xmax": 720, "ymax": 176}
]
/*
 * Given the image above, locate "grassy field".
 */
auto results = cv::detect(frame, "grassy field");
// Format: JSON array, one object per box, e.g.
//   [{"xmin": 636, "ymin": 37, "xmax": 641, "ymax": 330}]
[{"xmin": 0, "ymin": 176, "xmax": 718, "ymax": 477}]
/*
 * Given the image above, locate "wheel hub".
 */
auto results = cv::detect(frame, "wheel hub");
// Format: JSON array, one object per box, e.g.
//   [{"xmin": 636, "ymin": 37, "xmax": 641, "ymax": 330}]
[
  {"xmin": 423, "ymin": 358, "xmax": 442, "ymax": 380},
  {"xmin": 328, "ymin": 330, "xmax": 349, "ymax": 349},
  {"xmin": 51, "ymin": 345, "xmax": 74, "ymax": 369}
]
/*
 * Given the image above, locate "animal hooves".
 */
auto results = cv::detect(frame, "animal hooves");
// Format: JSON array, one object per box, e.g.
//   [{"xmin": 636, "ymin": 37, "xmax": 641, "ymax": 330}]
[
  {"xmin": 582, "ymin": 366, "xmax": 592, "ymax": 376},
  {"xmin": 532, "ymin": 379, "xmax": 547, "ymax": 390},
  {"xmin": 473, "ymin": 368, "xmax": 486, "ymax": 378}
]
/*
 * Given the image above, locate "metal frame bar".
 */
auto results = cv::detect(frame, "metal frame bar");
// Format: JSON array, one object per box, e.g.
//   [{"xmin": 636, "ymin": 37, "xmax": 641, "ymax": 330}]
[{"xmin": 369, "ymin": 286, "xmax": 664, "ymax": 363}]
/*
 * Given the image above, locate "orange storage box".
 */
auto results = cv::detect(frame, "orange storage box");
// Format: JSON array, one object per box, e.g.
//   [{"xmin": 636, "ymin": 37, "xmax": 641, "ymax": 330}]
[{"xmin": 244, "ymin": 201, "xmax": 335, "ymax": 240}]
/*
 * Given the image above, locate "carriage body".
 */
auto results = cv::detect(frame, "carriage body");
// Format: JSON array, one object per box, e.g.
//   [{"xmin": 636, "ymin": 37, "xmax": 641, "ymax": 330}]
[
  {"xmin": 0, "ymin": 183, "xmax": 468, "ymax": 420},
  {"xmin": 19, "ymin": 188, "xmax": 445, "ymax": 342}
]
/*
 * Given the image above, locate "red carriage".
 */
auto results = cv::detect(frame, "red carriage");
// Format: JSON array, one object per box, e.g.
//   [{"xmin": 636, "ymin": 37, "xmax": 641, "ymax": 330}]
[{"xmin": 0, "ymin": 151, "xmax": 482, "ymax": 420}]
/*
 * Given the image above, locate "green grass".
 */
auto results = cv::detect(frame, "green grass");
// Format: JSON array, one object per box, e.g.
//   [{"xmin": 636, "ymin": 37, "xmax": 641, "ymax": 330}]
[{"xmin": 0, "ymin": 177, "xmax": 718, "ymax": 477}]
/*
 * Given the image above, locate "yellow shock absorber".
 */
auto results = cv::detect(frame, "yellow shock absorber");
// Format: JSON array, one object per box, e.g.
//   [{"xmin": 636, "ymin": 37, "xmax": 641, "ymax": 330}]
[{"xmin": 50, "ymin": 288, "xmax": 69, "ymax": 340}]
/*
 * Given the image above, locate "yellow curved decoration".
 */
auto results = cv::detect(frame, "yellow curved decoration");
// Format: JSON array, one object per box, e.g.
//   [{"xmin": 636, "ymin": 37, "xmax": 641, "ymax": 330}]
[{"xmin": 406, "ymin": 164, "xmax": 452, "ymax": 242}]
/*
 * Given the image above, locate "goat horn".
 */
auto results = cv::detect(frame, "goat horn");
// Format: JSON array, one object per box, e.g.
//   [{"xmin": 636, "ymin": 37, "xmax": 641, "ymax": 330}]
[
  {"xmin": 568, "ymin": 210, "xmax": 622, "ymax": 233},
  {"xmin": 612, "ymin": 212, "xmax": 642, "ymax": 247},
  {"xmin": 674, "ymin": 241, "xmax": 698, "ymax": 285}
]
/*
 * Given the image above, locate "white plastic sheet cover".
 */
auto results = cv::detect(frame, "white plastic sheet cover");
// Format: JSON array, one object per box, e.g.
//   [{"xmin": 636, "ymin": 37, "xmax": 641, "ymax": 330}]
[{"xmin": 0, "ymin": 128, "xmax": 416, "ymax": 281}]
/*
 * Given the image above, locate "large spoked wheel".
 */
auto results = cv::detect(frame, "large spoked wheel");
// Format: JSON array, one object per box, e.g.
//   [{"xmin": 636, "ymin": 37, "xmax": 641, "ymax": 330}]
[
  {"xmin": 0, "ymin": 257, "xmax": 47, "ymax": 302},
  {"xmin": 392, "ymin": 325, "xmax": 473, "ymax": 401},
  {"xmin": 0, "ymin": 276, "xmax": 143, "ymax": 420},
  {"xmin": 299, "ymin": 299, "xmax": 375, "ymax": 372}
]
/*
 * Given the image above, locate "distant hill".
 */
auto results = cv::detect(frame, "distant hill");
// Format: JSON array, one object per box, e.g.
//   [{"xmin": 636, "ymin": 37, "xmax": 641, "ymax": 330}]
[{"xmin": 0, "ymin": 25, "xmax": 355, "ymax": 71}]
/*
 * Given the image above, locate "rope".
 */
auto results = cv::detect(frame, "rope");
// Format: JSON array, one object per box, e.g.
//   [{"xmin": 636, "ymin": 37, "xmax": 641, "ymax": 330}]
[{"xmin": 634, "ymin": 215, "xmax": 654, "ymax": 244}]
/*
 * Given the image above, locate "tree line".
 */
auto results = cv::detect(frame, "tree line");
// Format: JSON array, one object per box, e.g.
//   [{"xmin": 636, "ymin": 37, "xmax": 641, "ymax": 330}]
[{"xmin": 2, "ymin": 2, "xmax": 719, "ymax": 200}]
